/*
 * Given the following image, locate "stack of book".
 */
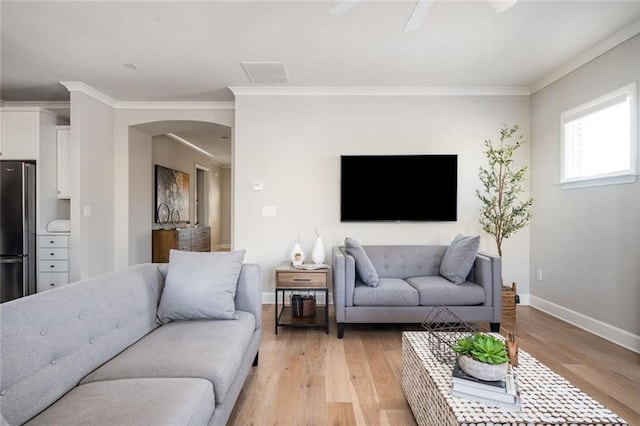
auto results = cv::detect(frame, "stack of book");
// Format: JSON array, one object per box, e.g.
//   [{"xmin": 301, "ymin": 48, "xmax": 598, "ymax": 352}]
[{"xmin": 451, "ymin": 360, "xmax": 521, "ymax": 410}]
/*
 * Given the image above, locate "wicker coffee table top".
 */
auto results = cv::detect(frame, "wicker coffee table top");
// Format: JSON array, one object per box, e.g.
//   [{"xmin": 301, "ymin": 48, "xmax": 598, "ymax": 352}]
[{"xmin": 402, "ymin": 331, "xmax": 628, "ymax": 426}]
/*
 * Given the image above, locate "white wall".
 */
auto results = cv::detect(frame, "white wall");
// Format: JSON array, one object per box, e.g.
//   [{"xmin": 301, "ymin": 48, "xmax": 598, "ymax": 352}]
[
  {"xmin": 68, "ymin": 91, "xmax": 114, "ymax": 281},
  {"xmin": 220, "ymin": 167, "xmax": 232, "ymax": 248},
  {"xmin": 128, "ymin": 127, "xmax": 152, "ymax": 265},
  {"xmin": 530, "ymin": 35, "xmax": 640, "ymax": 348},
  {"xmin": 234, "ymin": 94, "xmax": 531, "ymax": 293}
]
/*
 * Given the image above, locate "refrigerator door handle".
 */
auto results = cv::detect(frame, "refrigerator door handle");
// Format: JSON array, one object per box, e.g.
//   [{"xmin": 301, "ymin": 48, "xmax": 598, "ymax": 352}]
[{"xmin": 0, "ymin": 257, "xmax": 26, "ymax": 263}]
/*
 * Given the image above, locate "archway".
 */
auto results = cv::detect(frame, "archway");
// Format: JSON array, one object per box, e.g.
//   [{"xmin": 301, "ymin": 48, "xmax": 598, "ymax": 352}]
[{"xmin": 127, "ymin": 120, "xmax": 232, "ymax": 264}]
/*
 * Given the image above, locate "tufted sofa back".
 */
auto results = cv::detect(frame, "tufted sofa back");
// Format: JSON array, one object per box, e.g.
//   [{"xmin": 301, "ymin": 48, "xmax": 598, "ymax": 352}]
[
  {"xmin": 363, "ymin": 245, "xmax": 448, "ymax": 279},
  {"xmin": 0, "ymin": 264, "xmax": 164, "ymax": 425}
]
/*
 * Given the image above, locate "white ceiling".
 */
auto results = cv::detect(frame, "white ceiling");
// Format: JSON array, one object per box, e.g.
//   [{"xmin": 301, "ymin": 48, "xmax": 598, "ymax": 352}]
[{"xmin": 2, "ymin": 1, "xmax": 639, "ymax": 166}]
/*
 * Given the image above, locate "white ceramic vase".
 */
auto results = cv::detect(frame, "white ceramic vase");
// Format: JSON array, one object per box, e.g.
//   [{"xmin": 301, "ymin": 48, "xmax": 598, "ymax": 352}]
[
  {"xmin": 290, "ymin": 242, "xmax": 305, "ymax": 265},
  {"xmin": 458, "ymin": 355, "xmax": 509, "ymax": 382},
  {"xmin": 311, "ymin": 237, "xmax": 325, "ymax": 264}
]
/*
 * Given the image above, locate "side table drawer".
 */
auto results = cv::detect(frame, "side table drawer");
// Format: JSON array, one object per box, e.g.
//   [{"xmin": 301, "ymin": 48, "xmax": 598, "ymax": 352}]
[
  {"xmin": 38, "ymin": 272, "xmax": 69, "ymax": 292},
  {"xmin": 39, "ymin": 260, "xmax": 69, "ymax": 273},
  {"xmin": 277, "ymin": 272, "xmax": 327, "ymax": 288}
]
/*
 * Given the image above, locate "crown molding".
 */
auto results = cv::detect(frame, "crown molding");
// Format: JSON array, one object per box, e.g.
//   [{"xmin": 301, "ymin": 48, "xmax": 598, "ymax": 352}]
[
  {"xmin": 60, "ymin": 82, "xmax": 235, "ymax": 110},
  {"xmin": 61, "ymin": 82, "xmax": 117, "ymax": 107},
  {"xmin": 1, "ymin": 100, "xmax": 70, "ymax": 110},
  {"xmin": 114, "ymin": 101, "xmax": 235, "ymax": 110},
  {"xmin": 530, "ymin": 19, "xmax": 640, "ymax": 94},
  {"xmin": 229, "ymin": 86, "xmax": 530, "ymax": 97}
]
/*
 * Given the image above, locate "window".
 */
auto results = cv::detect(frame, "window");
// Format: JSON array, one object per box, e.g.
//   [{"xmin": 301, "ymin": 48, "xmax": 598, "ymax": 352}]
[{"xmin": 560, "ymin": 82, "xmax": 637, "ymax": 189}]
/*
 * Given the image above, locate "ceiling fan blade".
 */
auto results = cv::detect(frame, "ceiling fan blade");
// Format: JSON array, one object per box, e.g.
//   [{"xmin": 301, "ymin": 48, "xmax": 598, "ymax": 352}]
[
  {"xmin": 329, "ymin": 0, "xmax": 365, "ymax": 15},
  {"xmin": 404, "ymin": 0, "xmax": 434, "ymax": 32},
  {"xmin": 489, "ymin": 0, "xmax": 517, "ymax": 14}
]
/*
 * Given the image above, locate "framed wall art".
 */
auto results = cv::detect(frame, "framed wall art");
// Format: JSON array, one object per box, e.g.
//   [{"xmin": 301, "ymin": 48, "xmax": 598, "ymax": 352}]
[{"xmin": 155, "ymin": 164, "xmax": 189, "ymax": 224}]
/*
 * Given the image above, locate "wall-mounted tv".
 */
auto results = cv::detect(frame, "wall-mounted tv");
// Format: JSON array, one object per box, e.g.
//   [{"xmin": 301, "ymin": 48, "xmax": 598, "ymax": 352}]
[{"xmin": 340, "ymin": 155, "xmax": 457, "ymax": 222}]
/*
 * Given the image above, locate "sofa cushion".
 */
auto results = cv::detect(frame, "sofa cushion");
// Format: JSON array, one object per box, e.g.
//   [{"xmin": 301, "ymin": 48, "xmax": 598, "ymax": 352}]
[
  {"xmin": 353, "ymin": 278, "xmax": 419, "ymax": 306},
  {"xmin": 25, "ymin": 378, "xmax": 214, "ymax": 426},
  {"xmin": 440, "ymin": 234, "xmax": 480, "ymax": 284},
  {"xmin": 81, "ymin": 312, "xmax": 255, "ymax": 405},
  {"xmin": 345, "ymin": 237, "xmax": 379, "ymax": 287},
  {"xmin": 406, "ymin": 275, "xmax": 486, "ymax": 305},
  {"xmin": 157, "ymin": 249, "xmax": 246, "ymax": 324}
]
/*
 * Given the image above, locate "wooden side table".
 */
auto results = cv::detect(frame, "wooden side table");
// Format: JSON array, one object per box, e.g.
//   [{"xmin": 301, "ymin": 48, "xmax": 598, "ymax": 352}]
[{"xmin": 274, "ymin": 262, "xmax": 330, "ymax": 335}]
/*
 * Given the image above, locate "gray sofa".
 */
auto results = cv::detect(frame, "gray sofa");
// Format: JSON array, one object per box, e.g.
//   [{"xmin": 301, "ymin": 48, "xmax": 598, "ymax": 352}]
[
  {"xmin": 332, "ymin": 244, "xmax": 502, "ymax": 338},
  {"xmin": 0, "ymin": 262, "xmax": 261, "ymax": 426}
]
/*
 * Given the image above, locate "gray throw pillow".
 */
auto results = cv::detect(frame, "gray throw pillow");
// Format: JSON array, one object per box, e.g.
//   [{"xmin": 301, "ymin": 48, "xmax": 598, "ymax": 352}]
[
  {"xmin": 157, "ymin": 249, "xmax": 246, "ymax": 324},
  {"xmin": 345, "ymin": 237, "xmax": 379, "ymax": 287},
  {"xmin": 440, "ymin": 234, "xmax": 480, "ymax": 284}
]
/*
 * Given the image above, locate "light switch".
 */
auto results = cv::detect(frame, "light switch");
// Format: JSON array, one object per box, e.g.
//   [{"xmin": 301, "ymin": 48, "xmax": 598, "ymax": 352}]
[
  {"xmin": 83, "ymin": 205, "xmax": 92, "ymax": 217},
  {"xmin": 252, "ymin": 181, "xmax": 263, "ymax": 191},
  {"xmin": 261, "ymin": 206, "xmax": 276, "ymax": 217}
]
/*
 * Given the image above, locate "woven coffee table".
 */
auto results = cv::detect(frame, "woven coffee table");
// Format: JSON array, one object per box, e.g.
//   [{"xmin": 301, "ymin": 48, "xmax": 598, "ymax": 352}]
[{"xmin": 402, "ymin": 331, "xmax": 628, "ymax": 426}]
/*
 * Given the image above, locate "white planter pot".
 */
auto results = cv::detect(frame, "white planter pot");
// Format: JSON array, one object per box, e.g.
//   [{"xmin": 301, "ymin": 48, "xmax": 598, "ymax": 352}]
[
  {"xmin": 458, "ymin": 355, "xmax": 508, "ymax": 381},
  {"xmin": 290, "ymin": 243, "xmax": 305, "ymax": 265}
]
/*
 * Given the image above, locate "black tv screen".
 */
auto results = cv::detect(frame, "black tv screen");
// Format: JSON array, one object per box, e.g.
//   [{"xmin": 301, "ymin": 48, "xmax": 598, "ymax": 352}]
[{"xmin": 340, "ymin": 155, "xmax": 457, "ymax": 222}]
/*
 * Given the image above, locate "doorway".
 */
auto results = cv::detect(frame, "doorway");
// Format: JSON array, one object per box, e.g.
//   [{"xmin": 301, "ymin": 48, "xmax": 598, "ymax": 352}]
[{"xmin": 195, "ymin": 164, "xmax": 209, "ymax": 227}]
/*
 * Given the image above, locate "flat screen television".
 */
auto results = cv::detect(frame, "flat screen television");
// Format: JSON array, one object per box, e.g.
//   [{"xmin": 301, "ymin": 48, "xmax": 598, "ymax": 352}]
[{"xmin": 340, "ymin": 154, "xmax": 457, "ymax": 222}]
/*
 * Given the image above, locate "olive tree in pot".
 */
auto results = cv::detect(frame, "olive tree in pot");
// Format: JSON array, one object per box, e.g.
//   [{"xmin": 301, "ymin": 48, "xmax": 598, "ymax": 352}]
[{"xmin": 476, "ymin": 124, "xmax": 533, "ymax": 303}]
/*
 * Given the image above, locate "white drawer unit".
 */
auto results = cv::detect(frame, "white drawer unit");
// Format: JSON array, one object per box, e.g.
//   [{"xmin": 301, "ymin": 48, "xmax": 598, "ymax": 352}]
[
  {"xmin": 39, "ymin": 235, "xmax": 69, "ymax": 248},
  {"xmin": 39, "ymin": 260, "xmax": 69, "ymax": 272},
  {"xmin": 39, "ymin": 248, "xmax": 68, "ymax": 260},
  {"xmin": 37, "ymin": 272, "xmax": 70, "ymax": 293},
  {"xmin": 37, "ymin": 234, "xmax": 70, "ymax": 292}
]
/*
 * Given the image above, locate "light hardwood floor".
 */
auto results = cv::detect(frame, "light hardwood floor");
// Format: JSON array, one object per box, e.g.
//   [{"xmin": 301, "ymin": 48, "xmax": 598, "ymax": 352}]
[{"xmin": 228, "ymin": 305, "xmax": 640, "ymax": 425}]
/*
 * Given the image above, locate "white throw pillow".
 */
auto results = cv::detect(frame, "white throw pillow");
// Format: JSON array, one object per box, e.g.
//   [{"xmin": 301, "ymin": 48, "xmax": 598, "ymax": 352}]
[
  {"xmin": 440, "ymin": 234, "xmax": 480, "ymax": 284},
  {"xmin": 157, "ymin": 249, "xmax": 246, "ymax": 324}
]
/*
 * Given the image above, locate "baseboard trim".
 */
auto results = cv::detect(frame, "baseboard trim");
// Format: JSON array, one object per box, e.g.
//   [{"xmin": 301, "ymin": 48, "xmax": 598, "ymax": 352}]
[{"xmin": 529, "ymin": 295, "xmax": 640, "ymax": 354}]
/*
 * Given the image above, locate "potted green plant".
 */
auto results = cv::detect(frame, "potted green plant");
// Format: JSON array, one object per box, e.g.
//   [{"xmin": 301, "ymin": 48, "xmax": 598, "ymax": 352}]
[
  {"xmin": 476, "ymin": 125, "xmax": 533, "ymax": 319},
  {"xmin": 451, "ymin": 333, "xmax": 509, "ymax": 381},
  {"xmin": 476, "ymin": 124, "xmax": 533, "ymax": 258}
]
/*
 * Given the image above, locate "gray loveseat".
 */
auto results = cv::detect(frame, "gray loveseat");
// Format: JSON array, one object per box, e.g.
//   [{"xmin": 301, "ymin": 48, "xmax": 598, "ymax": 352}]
[
  {"xmin": 0, "ymin": 262, "xmax": 261, "ymax": 426},
  {"xmin": 332, "ymin": 244, "xmax": 502, "ymax": 338}
]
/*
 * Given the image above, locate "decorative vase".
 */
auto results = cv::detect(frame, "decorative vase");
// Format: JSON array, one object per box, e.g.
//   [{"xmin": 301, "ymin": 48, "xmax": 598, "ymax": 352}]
[
  {"xmin": 311, "ymin": 236, "xmax": 325, "ymax": 264},
  {"xmin": 290, "ymin": 242, "xmax": 305, "ymax": 265},
  {"xmin": 458, "ymin": 355, "xmax": 509, "ymax": 381}
]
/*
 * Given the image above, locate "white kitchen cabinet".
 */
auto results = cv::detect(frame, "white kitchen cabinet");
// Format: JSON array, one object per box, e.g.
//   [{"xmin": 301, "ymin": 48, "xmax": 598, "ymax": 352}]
[
  {"xmin": 0, "ymin": 111, "xmax": 38, "ymax": 160},
  {"xmin": 56, "ymin": 126, "xmax": 70, "ymax": 198},
  {"xmin": 37, "ymin": 234, "xmax": 70, "ymax": 292}
]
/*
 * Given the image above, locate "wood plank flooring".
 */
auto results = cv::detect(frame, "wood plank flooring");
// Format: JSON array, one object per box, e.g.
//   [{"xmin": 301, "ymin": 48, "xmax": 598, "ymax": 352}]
[{"xmin": 228, "ymin": 305, "xmax": 640, "ymax": 425}]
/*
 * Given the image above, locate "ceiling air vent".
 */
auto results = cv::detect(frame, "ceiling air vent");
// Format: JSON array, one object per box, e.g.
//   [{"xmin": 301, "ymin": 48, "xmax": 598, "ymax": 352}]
[{"xmin": 240, "ymin": 62, "xmax": 289, "ymax": 84}]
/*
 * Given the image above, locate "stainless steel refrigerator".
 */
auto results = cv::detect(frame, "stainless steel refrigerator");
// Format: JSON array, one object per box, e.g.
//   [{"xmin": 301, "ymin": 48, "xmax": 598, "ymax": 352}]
[{"xmin": 1, "ymin": 161, "xmax": 37, "ymax": 303}]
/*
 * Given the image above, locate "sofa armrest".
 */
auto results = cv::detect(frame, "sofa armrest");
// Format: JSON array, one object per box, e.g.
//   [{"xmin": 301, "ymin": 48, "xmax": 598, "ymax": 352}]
[
  {"xmin": 331, "ymin": 247, "xmax": 356, "ymax": 323},
  {"xmin": 470, "ymin": 252, "xmax": 502, "ymax": 323},
  {"xmin": 235, "ymin": 264, "xmax": 262, "ymax": 331}
]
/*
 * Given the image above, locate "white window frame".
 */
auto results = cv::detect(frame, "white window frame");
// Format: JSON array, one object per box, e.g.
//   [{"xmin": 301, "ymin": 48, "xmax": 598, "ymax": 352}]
[{"xmin": 560, "ymin": 82, "xmax": 638, "ymax": 190}]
